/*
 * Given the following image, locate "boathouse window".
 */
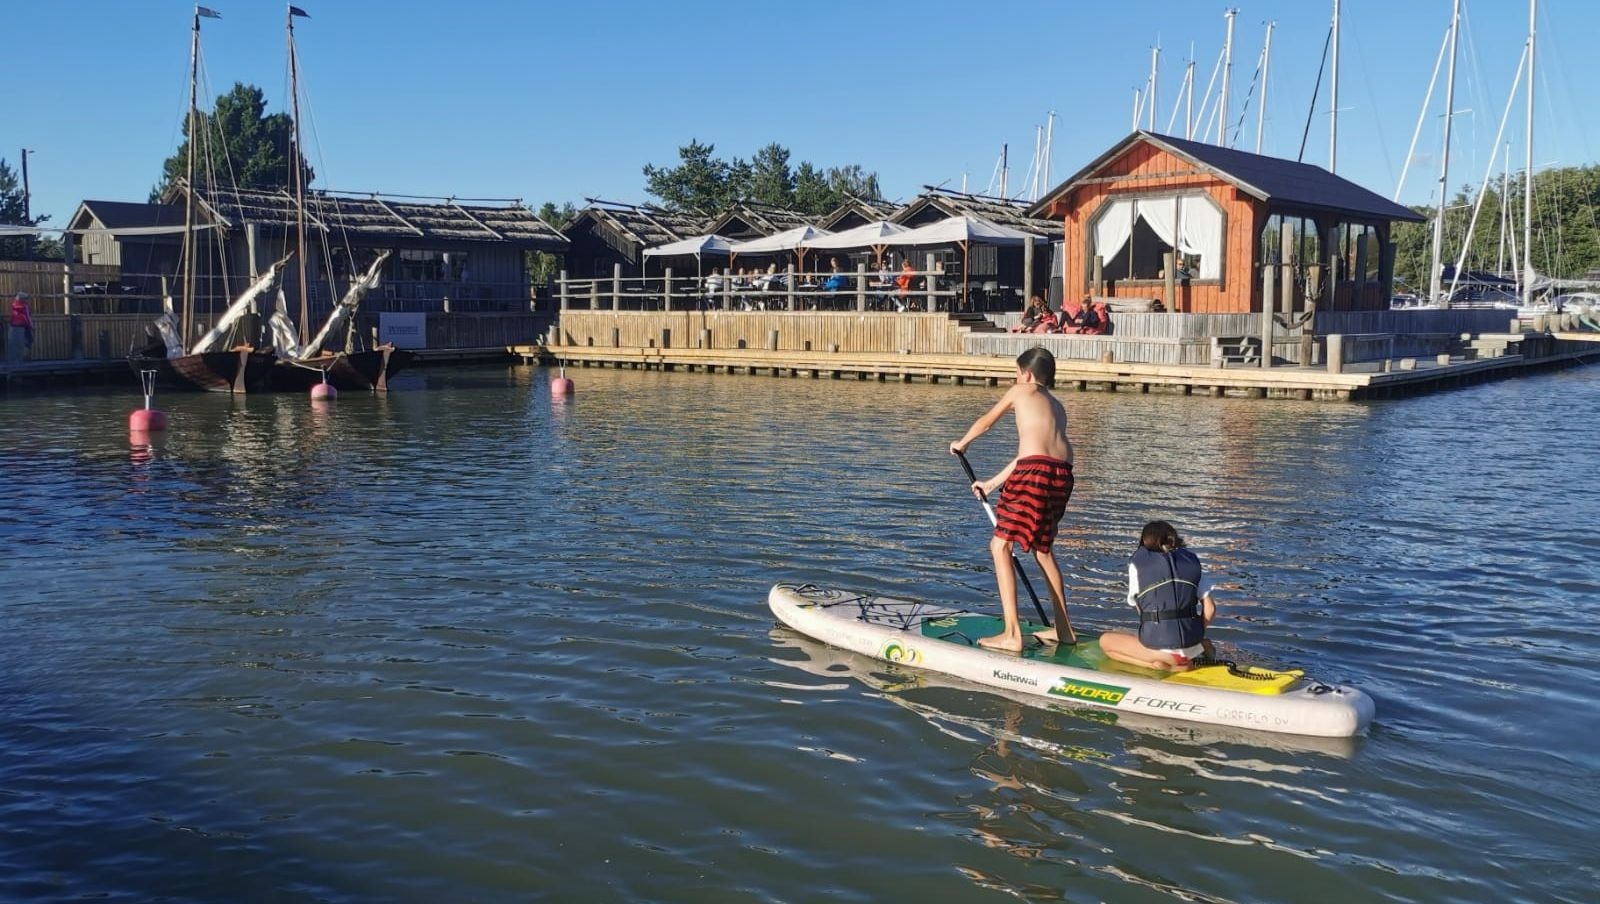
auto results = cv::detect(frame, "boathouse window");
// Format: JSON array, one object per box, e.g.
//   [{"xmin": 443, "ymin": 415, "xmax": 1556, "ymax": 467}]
[
  {"xmin": 399, "ymin": 249, "xmax": 441, "ymax": 282},
  {"xmin": 1092, "ymin": 194, "xmax": 1223, "ymax": 283}
]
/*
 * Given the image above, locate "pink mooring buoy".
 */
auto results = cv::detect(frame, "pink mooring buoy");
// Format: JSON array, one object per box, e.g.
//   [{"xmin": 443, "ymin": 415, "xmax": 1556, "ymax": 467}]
[
  {"xmin": 550, "ymin": 364, "xmax": 575, "ymax": 397},
  {"xmin": 129, "ymin": 369, "xmax": 169, "ymax": 431},
  {"xmin": 311, "ymin": 376, "xmax": 337, "ymax": 401},
  {"xmin": 129, "ymin": 408, "xmax": 169, "ymax": 432}
]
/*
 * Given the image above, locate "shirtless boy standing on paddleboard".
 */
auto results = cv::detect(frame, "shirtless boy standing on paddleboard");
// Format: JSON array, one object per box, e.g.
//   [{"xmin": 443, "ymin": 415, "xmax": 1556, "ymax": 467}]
[{"xmin": 949, "ymin": 347, "xmax": 1077, "ymax": 652}]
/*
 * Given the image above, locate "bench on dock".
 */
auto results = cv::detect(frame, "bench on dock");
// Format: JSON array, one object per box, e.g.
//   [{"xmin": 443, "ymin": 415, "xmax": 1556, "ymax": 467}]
[{"xmin": 1210, "ymin": 336, "xmax": 1262, "ymax": 368}]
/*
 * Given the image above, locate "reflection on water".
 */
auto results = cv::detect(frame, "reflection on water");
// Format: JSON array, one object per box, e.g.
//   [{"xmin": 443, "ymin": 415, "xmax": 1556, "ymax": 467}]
[{"xmin": 1, "ymin": 364, "xmax": 1598, "ymax": 901}]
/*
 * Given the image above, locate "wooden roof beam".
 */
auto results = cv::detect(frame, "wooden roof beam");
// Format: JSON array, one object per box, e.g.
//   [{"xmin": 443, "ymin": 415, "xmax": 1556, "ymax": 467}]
[
  {"xmin": 371, "ymin": 195, "xmax": 426, "ymax": 236},
  {"xmin": 450, "ymin": 201, "xmax": 505, "ymax": 240}
]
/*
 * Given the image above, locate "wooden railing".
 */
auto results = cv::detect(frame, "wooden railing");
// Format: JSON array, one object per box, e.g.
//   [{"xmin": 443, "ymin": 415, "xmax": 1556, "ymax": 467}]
[
  {"xmin": 557, "ymin": 259, "xmax": 1024, "ymax": 315},
  {"xmin": 552, "ymin": 310, "xmax": 971, "ymax": 355}
]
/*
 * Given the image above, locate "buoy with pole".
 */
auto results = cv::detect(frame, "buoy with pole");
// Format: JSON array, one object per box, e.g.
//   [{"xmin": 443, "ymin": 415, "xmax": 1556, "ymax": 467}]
[
  {"xmin": 128, "ymin": 369, "xmax": 169, "ymax": 432},
  {"xmin": 550, "ymin": 363, "xmax": 574, "ymax": 397},
  {"xmin": 310, "ymin": 370, "xmax": 337, "ymax": 401}
]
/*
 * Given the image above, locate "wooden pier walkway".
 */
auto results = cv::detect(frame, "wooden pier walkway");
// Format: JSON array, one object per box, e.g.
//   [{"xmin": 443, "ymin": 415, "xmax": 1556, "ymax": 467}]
[{"xmin": 512, "ymin": 342, "xmax": 1600, "ymax": 402}]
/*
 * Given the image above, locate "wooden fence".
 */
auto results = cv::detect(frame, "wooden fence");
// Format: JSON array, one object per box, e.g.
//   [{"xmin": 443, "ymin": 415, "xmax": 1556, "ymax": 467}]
[
  {"xmin": 3, "ymin": 312, "xmax": 554, "ymax": 365},
  {"xmin": 553, "ymin": 311, "xmax": 970, "ymax": 355}
]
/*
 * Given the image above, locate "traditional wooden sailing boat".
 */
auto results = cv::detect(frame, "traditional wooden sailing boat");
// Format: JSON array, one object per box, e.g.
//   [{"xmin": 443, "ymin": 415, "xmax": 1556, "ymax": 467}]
[
  {"xmin": 268, "ymin": 5, "xmax": 414, "ymax": 392},
  {"xmin": 129, "ymin": 5, "xmax": 286, "ymax": 393}
]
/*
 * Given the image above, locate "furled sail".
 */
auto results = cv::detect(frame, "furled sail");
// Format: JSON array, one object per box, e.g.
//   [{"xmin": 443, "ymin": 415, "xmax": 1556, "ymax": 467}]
[
  {"xmin": 268, "ymin": 287, "xmax": 303, "ymax": 358},
  {"xmin": 189, "ymin": 257, "xmax": 289, "ymax": 355},
  {"xmin": 153, "ymin": 311, "xmax": 184, "ymax": 358},
  {"xmin": 304, "ymin": 251, "xmax": 391, "ymax": 354}
]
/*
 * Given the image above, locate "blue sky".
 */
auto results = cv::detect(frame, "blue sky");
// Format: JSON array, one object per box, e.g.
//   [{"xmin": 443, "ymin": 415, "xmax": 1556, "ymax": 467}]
[{"xmin": 5, "ymin": 0, "xmax": 1595, "ymax": 228}]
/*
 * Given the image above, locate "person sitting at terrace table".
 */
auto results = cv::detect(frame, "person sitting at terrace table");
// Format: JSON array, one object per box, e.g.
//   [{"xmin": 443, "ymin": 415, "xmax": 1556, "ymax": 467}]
[
  {"xmin": 823, "ymin": 257, "xmax": 850, "ymax": 293},
  {"xmin": 1057, "ymin": 296, "xmax": 1085, "ymax": 332},
  {"xmin": 1032, "ymin": 301, "xmax": 1060, "ymax": 334},
  {"xmin": 754, "ymin": 263, "xmax": 783, "ymax": 292},
  {"xmin": 895, "ymin": 260, "xmax": 916, "ymax": 302},
  {"xmin": 1009, "ymin": 296, "xmax": 1044, "ymax": 333},
  {"xmin": 704, "ymin": 270, "xmax": 726, "ymax": 301}
]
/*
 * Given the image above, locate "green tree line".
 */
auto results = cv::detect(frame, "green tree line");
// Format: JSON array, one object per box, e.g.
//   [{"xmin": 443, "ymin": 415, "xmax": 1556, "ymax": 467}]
[
  {"xmin": 641, "ymin": 140, "xmax": 881, "ymax": 216},
  {"xmin": 527, "ymin": 140, "xmax": 882, "ymax": 286},
  {"xmin": 1392, "ymin": 164, "xmax": 1600, "ymax": 286}
]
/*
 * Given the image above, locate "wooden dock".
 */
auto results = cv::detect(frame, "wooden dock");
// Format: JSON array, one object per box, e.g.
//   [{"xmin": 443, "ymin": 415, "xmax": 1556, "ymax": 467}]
[{"xmin": 511, "ymin": 342, "xmax": 1600, "ymax": 402}]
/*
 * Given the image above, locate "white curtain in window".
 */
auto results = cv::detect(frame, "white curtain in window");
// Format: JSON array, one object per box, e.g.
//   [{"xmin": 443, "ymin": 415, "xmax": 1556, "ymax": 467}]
[
  {"xmin": 1179, "ymin": 195, "xmax": 1224, "ymax": 279},
  {"xmin": 1092, "ymin": 199, "xmax": 1135, "ymax": 262},
  {"xmin": 1136, "ymin": 197, "xmax": 1178, "ymax": 247}
]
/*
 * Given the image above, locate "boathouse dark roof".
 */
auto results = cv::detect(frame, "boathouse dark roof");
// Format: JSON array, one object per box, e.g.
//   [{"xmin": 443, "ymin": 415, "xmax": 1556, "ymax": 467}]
[
  {"xmin": 566, "ymin": 199, "xmax": 708, "ymax": 252},
  {"xmin": 165, "ymin": 182, "xmax": 569, "ymax": 250},
  {"xmin": 68, "ymin": 200, "xmax": 187, "ymax": 231},
  {"xmin": 818, "ymin": 197, "xmax": 902, "ymax": 231},
  {"xmin": 895, "ymin": 188, "xmax": 1059, "ymax": 236},
  {"xmin": 705, "ymin": 201, "xmax": 816, "ymax": 239},
  {"xmin": 1029, "ymin": 130, "xmax": 1426, "ymax": 224}
]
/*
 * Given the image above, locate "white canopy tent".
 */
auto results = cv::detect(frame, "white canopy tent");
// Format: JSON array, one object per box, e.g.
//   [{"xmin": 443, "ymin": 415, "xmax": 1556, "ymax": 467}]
[
  {"xmin": 800, "ymin": 220, "xmax": 907, "ymax": 248},
  {"xmin": 641, "ymin": 233, "xmax": 737, "ymax": 278},
  {"xmin": 727, "ymin": 224, "xmax": 835, "ymax": 276},
  {"xmin": 878, "ymin": 215, "xmax": 1047, "ymax": 307},
  {"xmin": 879, "ymin": 214, "xmax": 1044, "ymax": 247},
  {"xmin": 727, "ymin": 224, "xmax": 831, "ymax": 255},
  {"xmin": 641, "ymin": 233, "xmax": 738, "ymax": 258},
  {"xmin": 799, "ymin": 221, "xmax": 908, "ymax": 266}
]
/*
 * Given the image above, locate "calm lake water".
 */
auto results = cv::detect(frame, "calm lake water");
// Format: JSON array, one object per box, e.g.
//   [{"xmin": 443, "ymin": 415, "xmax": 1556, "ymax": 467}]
[{"xmin": 2, "ymin": 362, "xmax": 1596, "ymax": 902}]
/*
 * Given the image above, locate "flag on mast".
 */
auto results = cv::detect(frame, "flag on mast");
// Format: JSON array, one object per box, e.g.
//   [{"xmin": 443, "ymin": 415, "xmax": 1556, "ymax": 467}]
[
  {"xmin": 197, "ymin": 6, "xmax": 221, "ymax": 18},
  {"xmin": 289, "ymin": 5, "xmax": 310, "ymax": 17}
]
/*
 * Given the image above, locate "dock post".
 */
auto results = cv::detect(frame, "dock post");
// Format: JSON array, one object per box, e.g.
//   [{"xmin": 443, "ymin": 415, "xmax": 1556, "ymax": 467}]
[
  {"xmin": 612, "ymin": 263, "xmax": 622, "ymax": 311},
  {"xmin": 786, "ymin": 265, "xmax": 796, "ymax": 311},
  {"xmin": 1163, "ymin": 250, "xmax": 1176, "ymax": 312},
  {"xmin": 663, "ymin": 267, "xmax": 673, "ymax": 312},
  {"xmin": 558, "ymin": 270, "xmax": 568, "ymax": 311},
  {"xmin": 1260, "ymin": 263, "xmax": 1275, "ymax": 368},
  {"xmin": 855, "ymin": 263, "xmax": 867, "ymax": 312},
  {"xmin": 700, "ymin": 327, "xmax": 711, "ymax": 349},
  {"xmin": 1280, "ymin": 228, "xmax": 1294, "ymax": 314},
  {"xmin": 1326, "ymin": 333, "xmax": 1343, "ymax": 374},
  {"xmin": 59, "ymin": 232, "xmax": 75, "ymax": 316},
  {"xmin": 1323, "ymin": 226, "xmax": 1338, "ymax": 310},
  {"xmin": 1092, "ymin": 254, "xmax": 1104, "ymax": 296},
  {"xmin": 1353, "ymin": 239, "xmax": 1369, "ymax": 308},
  {"xmin": 589, "ymin": 278, "xmax": 599, "ymax": 311},
  {"xmin": 723, "ymin": 268, "xmax": 733, "ymax": 310},
  {"xmin": 925, "ymin": 253, "xmax": 937, "ymax": 313},
  {"xmin": 1022, "ymin": 236, "xmax": 1035, "ymax": 310}
]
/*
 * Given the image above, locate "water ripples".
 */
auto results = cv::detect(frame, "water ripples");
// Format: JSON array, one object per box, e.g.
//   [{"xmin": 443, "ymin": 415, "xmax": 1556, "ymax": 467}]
[{"xmin": 2, "ymin": 363, "xmax": 1598, "ymax": 901}]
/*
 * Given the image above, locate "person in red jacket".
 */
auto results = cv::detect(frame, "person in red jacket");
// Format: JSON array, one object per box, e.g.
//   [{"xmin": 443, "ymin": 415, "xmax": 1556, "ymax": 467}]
[{"xmin": 7, "ymin": 292, "xmax": 33, "ymax": 368}]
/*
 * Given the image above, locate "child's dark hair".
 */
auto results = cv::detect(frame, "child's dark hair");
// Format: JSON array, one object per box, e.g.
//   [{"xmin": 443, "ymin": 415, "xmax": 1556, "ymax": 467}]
[
  {"xmin": 1139, "ymin": 520, "xmax": 1184, "ymax": 552},
  {"xmin": 1016, "ymin": 346, "xmax": 1056, "ymax": 388}
]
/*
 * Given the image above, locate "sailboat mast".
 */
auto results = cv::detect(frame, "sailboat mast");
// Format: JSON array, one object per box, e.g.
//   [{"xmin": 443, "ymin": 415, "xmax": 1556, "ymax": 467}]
[
  {"xmin": 182, "ymin": 7, "xmax": 201, "ymax": 346},
  {"xmin": 288, "ymin": 6, "xmax": 310, "ymax": 347},
  {"xmin": 1523, "ymin": 0, "xmax": 1536, "ymax": 304},
  {"xmin": 1256, "ymin": 21, "xmax": 1275, "ymax": 154},
  {"xmin": 1218, "ymin": 8, "xmax": 1236, "ymax": 146},
  {"xmin": 1329, "ymin": 0, "xmax": 1340, "ymax": 173},
  {"xmin": 1429, "ymin": 0, "xmax": 1461, "ymax": 304},
  {"xmin": 1147, "ymin": 43, "xmax": 1159, "ymax": 131},
  {"xmin": 1185, "ymin": 53, "xmax": 1195, "ymax": 139}
]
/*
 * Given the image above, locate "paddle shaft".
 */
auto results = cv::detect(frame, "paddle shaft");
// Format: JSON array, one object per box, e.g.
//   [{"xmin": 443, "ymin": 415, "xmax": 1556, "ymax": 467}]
[{"xmin": 956, "ymin": 450, "xmax": 1051, "ymax": 628}]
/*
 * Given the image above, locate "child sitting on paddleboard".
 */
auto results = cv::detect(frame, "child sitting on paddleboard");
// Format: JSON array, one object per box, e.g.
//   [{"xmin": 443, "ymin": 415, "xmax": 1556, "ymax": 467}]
[
  {"xmin": 949, "ymin": 347, "xmax": 1077, "ymax": 652},
  {"xmin": 1099, "ymin": 520, "xmax": 1216, "ymax": 670}
]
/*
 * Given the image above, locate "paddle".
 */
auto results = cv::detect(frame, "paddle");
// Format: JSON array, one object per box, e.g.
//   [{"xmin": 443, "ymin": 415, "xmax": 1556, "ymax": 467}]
[{"xmin": 955, "ymin": 450, "xmax": 1051, "ymax": 628}]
